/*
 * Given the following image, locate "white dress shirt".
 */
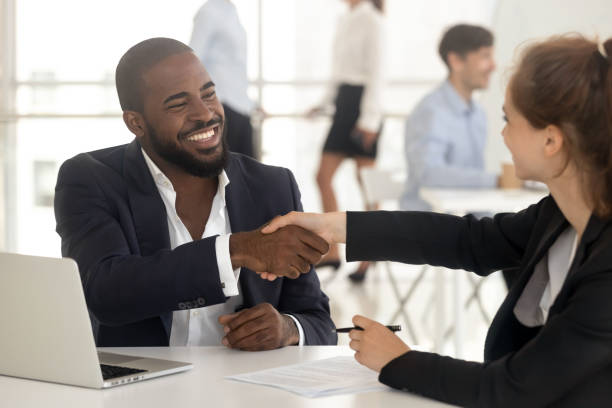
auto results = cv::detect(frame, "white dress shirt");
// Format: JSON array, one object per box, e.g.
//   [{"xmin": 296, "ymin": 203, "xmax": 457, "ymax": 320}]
[
  {"xmin": 400, "ymin": 80, "xmax": 496, "ymax": 210},
  {"xmin": 319, "ymin": 1, "xmax": 385, "ymax": 132},
  {"xmin": 514, "ymin": 226, "xmax": 579, "ymax": 326},
  {"xmin": 141, "ymin": 150, "xmax": 304, "ymax": 345}
]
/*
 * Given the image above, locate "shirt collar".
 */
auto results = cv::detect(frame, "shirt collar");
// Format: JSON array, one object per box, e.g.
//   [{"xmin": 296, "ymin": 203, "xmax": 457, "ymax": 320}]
[
  {"xmin": 441, "ymin": 79, "xmax": 474, "ymax": 116},
  {"xmin": 141, "ymin": 148, "xmax": 230, "ymax": 199},
  {"xmin": 213, "ymin": 0, "xmax": 234, "ymax": 10}
]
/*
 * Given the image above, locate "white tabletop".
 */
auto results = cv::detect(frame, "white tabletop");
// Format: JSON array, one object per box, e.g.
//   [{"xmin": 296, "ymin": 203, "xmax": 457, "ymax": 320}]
[
  {"xmin": 1, "ymin": 346, "xmax": 454, "ymax": 408},
  {"xmin": 420, "ymin": 187, "xmax": 548, "ymax": 215}
]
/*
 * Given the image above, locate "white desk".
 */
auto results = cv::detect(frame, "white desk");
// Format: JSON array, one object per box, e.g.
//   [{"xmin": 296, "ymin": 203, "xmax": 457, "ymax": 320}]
[
  {"xmin": 419, "ymin": 187, "xmax": 548, "ymax": 357},
  {"xmin": 1, "ymin": 346, "xmax": 454, "ymax": 408},
  {"xmin": 420, "ymin": 187, "xmax": 547, "ymax": 216}
]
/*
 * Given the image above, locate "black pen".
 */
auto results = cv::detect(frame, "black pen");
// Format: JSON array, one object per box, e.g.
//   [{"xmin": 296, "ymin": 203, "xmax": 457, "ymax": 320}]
[{"xmin": 333, "ymin": 325, "xmax": 401, "ymax": 333}]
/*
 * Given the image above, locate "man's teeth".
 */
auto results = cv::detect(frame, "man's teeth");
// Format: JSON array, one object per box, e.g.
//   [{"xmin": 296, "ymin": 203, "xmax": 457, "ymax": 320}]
[{"xmin": 186, "ymin": 129, "xmax": 215, "ymax": 141}]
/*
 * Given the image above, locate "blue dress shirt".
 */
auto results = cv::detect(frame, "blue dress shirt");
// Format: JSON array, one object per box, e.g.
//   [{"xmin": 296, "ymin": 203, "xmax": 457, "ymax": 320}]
[
  {"xmin": 189, "ymin": 0, "xmax": 253, "ymax": 115},
  {"xmin": 400, "ymin": 80, "xmax": 497, "ymax": 210}
]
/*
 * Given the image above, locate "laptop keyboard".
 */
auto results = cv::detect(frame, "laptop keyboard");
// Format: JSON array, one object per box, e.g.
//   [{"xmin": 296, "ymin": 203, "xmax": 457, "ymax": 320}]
[{"xmin": 100, "ymin": 363, "xmax": 147, "ymax": 380}]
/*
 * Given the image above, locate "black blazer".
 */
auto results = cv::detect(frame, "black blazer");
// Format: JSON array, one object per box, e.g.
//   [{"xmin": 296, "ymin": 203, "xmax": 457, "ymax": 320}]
[
  {"xmin": 54, "ymin": 140, "xmax": 336, "ymax": 347},
  {"xmin": 346, "ymin": 198, "xmax": 612, "ymax": 407}
]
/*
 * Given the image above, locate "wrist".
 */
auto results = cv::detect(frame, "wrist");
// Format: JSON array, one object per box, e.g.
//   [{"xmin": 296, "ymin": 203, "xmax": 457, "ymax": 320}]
[
  {"xmin": 229, "ymin": 232, "xmax": 253, "ymax": 269},
  {"xmin": 282, "ymin": 315, "xmax": 300, "ymax": 346},
  {"xmin": 333, "ymin": 212, "xmax": 347, "ymax": 243}
]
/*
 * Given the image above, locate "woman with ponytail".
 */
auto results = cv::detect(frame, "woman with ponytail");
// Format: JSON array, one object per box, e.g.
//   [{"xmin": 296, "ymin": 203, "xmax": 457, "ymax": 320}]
[
  {"xmin": 307, "ymin": 0, "xmax": 385, "ymax": 281},
  {"xmin": 264, "ymin": 35, "xmax": 612, "ymax": 407}
]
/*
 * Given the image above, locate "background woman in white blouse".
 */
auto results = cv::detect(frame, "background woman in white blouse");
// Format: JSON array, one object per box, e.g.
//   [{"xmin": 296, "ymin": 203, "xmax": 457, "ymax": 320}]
[{"xmin": 309, "ymin": 0, "xmax": 385, "ymax": 281}]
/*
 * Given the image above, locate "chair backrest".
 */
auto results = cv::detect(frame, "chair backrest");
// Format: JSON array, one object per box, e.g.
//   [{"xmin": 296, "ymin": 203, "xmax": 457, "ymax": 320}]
[{"xmin": 359, "ymin": 168, "xmax": 406, "ymax": 207}]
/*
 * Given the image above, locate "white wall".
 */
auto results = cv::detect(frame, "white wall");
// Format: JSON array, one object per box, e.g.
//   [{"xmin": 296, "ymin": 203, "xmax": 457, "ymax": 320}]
[{"xmin": 482, "ymin": 0, "xmax": 612, "ymax": 173}]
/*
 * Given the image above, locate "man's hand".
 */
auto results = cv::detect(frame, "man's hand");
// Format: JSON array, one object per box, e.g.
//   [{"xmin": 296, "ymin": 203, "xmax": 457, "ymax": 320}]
[
  {"xmin": 219, "ymin": 303, "xmax": 299, "ymax": 351},
  {"xmin": 230, "ymin": 225, "xmax": 329, "ymax": 279},
  {"xmin": 349, "ymin": 315, "xmax": 411, "ymax": 372}
]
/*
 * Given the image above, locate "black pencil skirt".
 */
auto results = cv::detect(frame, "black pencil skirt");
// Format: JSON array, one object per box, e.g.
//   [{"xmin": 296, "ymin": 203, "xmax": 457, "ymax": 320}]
[{"xmin": 322, "ymin": 84, "xmax": 380, "ymax": 159}]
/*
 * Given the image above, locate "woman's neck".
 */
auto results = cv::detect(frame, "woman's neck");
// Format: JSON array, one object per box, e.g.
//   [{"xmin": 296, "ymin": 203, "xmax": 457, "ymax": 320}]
[
  {"xmin": 546, "ymin": 167, "xmax": 592, "ymax": 240},
  {"xmin": 347, "ymin": 0, "xmax": 362, "ymax": 9}
]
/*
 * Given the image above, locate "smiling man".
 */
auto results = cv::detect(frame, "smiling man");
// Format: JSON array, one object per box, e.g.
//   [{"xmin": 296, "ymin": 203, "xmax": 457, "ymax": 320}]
[
  {"xmin": 400, "ymin": 24, "xmax": 498, "ymax": 212},
  {"xmin": 54, "ymin": 38, "xmax": 336, "ymax": 349}
]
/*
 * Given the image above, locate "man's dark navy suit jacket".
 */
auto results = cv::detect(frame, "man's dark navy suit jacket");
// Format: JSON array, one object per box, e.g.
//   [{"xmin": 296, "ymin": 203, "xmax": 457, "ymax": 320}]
[{"xmin": 54, "ymin": 140, "xmax": 336, "ymax": 347}]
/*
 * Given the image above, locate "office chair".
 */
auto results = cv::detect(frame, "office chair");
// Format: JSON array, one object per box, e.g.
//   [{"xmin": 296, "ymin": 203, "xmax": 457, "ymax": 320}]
[{"xmin": 358, "ymin": 167, "xmax": 426, "ymax": 344}]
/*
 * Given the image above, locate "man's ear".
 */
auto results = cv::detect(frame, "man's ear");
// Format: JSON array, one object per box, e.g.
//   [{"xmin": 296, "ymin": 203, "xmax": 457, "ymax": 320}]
[
  {"xmin": 123, "ymin": 111, "xmax": 146, "ymax": 138},
  {"xmin": 543, "ymin": 124, "xmax": 564, "ymax": 157},
  {"xmin": 447, "ymin": 52, "xmax": 464, "ymax": 74}
]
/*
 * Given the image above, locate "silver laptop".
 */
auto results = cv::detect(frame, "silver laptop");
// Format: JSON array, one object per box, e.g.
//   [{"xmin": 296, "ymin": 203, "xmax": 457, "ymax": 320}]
[{"xmin": 0, "ymin": 252, "xmax": 193, "ymax": 388}]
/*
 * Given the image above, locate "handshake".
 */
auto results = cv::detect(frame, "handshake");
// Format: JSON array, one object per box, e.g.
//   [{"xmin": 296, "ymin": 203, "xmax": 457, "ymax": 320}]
[{"xmin": 229, "ymin": 211, "xmax": 346, "ymax": 280}]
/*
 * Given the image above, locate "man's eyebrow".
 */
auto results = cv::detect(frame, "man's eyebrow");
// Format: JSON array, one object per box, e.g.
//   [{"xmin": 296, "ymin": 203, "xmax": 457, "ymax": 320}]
[
  {"xmin": 163, "ymin": 92, "xmax": 188, "ymax": 105},
  {"xmin": 163, "ymin": 82, "xmax": 215, "ymax": 105}
]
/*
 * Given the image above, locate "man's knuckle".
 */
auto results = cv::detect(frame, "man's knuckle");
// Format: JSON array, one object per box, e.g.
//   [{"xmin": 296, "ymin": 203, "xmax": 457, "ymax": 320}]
[{"xmin": 254, "ymin": 332, "xmax": 267, "ymax": 344}]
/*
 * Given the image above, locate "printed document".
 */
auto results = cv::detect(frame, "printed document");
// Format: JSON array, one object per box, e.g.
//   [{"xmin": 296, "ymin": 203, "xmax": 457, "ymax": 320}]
[{"xmin": 226, "ymin": 356, "xmax": 388, "ymax": 398}]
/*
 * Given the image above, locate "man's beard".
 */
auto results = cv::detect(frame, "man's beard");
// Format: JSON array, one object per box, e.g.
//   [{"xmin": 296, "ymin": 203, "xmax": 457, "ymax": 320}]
[{"xmin": 146, "ymin": 119, "xmax": 229, "ymax": 178}]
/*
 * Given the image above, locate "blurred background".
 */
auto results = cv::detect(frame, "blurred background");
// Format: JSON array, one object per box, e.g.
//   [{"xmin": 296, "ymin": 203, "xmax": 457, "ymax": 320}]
[{"xmin": 1, "ymin": 0, "xmax": 611, "ymax": 360}]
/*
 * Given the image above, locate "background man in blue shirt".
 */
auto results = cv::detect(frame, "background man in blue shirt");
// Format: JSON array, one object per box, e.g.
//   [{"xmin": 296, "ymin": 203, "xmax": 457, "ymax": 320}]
[
  {"xmin": 401, "ymin": 24, "xmax": 497, "ymax": 210},
  {"xmin": 190, "ymin": 0, "xmax": 255, "ymax": 158}
]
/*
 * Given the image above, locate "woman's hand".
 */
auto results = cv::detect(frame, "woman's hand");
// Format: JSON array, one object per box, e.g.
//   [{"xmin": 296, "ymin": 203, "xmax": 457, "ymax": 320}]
[
  {"xmin": 349, "ymin": 315, "xmax": 411, "ymax": 372},
  {"xmin": 354, "ymin": 127, "xmax": 378, "ymax": 151},
  {"xmin": 261, "ymin": 211, "xmax": 347, "ymax": 245},
  {"xmin": 305, "ymin": 106, "xmax": 325, "ymax": 119}
]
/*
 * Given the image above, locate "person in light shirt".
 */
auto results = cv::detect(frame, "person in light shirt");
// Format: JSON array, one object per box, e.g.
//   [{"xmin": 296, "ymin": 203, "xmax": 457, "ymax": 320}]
[
  {"xmin": 262, "ymin": 35, "xmax": 612, "ymax": 406},
  {"xmin": 189, "ymin": 0, "xmax": 256, "ymax": 158},
  {"xmin": 54, "ymin": 38, "xmax": 336, "ymax": 350},
  {"xmin": 308, "ymin": 0, "xmax": 385, "ymax": 282},
  {"xmin": 401, "ymin": 24, "xmax": 498, "ymax": 212}
]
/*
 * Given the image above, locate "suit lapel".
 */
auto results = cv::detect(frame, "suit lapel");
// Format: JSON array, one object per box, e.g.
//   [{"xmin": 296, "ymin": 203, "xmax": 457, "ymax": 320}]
[
  {"xmin": 123, "ymin": 140, "xmax": 173, "ymax": 339},
  {"xmin": 224, "ymin": 155, "xmax": 261, "ymax": 307},
  {"xmin": 521, "ymin": 204, "xmax": 568, "ymax": 278},
  {"xmin": 485, "ymin": 201, "xmax": 567, "ymax": 360},
  {"xmin": 555, "ymin": 213, "xmax": 606, "ymax": 292},
  {"xmin": 123, "ymin": 140, "xmax": 171, "ymax": 255},
  {"xmin": 225, "ymin": 154, "xmax": 258, "ymax": 234}
]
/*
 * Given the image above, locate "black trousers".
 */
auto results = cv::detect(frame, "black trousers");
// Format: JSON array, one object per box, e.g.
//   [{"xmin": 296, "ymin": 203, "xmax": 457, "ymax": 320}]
[{"xmin": 223, "ymin": 103, "xmax": 254, "ymax": 158}]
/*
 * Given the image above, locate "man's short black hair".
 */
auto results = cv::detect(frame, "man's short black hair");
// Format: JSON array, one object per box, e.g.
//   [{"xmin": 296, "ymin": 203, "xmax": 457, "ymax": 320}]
[
  {"xmin": 438, "ymin": 24, "xmax": 494, "ymax": 68},
  {"xmin": 115, "ymin": 37, "xmax": 193, "ymax": 112}
]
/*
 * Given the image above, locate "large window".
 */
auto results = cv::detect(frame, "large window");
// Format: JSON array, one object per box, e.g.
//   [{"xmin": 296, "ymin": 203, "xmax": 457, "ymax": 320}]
[{"xmin": 1, "ymin": 0, "xmax": 494, "ymax": 256}]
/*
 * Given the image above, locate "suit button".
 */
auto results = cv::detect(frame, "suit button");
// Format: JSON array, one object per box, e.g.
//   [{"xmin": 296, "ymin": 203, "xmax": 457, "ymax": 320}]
[
  {"xmin": 197, "ymin": 297, "xmax": 206, "ymax": 306},
  {"xmin": 178, "ymin": 302, "xmax": 187, "ymax": 310}
]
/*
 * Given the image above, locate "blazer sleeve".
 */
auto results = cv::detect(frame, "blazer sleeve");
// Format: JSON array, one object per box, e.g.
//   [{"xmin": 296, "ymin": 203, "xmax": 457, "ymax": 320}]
[
  {"xmin": 277, "ymin": 169, "xmax": 337, "ymax": 345},
  {"xmin": 378, "ymin": 269, "xmax": 612, "ymax": 407},
  {"xmin": 345, "ymin": 199, "xmax": 547, "ymax": 276},
  {"xmin": 54, "ymin": 156, "xmax": 228, "ymax": 326}
]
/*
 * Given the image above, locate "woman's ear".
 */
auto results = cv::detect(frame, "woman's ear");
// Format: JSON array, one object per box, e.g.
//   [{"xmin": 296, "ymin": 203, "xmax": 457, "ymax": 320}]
[
  {"xmin": 123, "ymin": 111, "xmax": 146, "ymax": 138},
  {"xmin": 543, "ymin": 124, "xmax": 564, "ymax": 157}
]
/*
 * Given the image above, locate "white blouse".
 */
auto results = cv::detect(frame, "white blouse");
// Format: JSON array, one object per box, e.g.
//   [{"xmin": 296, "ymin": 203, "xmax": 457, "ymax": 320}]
[
  {"xmin": 319, "ymin": 1, "xmax": 385, "ymax": 132},
  {"xmin": 514, "ymin": 226, "xmax": 579, "ymax": 326}
]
